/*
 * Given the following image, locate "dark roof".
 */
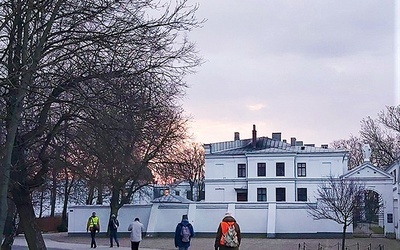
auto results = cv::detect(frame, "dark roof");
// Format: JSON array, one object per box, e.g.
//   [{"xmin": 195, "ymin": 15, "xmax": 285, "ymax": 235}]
[{"xmin": 209, "ymin": 137, "xmax": 346, "ymax": 155}]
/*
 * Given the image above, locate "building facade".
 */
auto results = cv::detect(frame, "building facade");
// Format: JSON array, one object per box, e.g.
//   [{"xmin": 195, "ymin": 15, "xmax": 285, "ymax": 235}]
[
  {"xmin": 68, "ymin": 125, "xmax": 398, "ymax": 239},
  {"xmin": 204, "ymin": 125, "xmax": 348, "ymax": 203}
]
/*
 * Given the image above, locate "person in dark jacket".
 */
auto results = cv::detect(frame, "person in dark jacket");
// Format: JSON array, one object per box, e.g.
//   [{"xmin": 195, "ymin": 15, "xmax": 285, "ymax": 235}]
[
  {"xmin": 214, "ymin": 212, "xmax": 241, "ymax": 250},
  {"xmin": 108, "ymin": 214, "xmax": 120, "ymax": 247},
  {"xmin": 174, "ymin": 214, "xmax": 194, "ymax": 250}
]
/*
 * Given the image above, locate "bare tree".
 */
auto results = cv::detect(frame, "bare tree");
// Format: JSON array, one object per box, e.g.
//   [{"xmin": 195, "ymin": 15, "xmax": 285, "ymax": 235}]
[
  {"xmin": 331, "ymin": 105, "xmax": 400, "ymax": 170},
  {"xmin": 0, "ymin": 0, "xmax": 203, "ymax": 248},
  {"xmin": 308, "ymin": 176, "xmax": 365, "ymax": 250},
  {"xmin": 331, "ymin": 135, "xmax": 364, "ymax": 169},
  {"xmin": 360, "ymin": 113, "xmax": 400, "ymax": 167},
  {"xmin": 158, "ymin": 142, "xmax": 205, "ymax": 200}
]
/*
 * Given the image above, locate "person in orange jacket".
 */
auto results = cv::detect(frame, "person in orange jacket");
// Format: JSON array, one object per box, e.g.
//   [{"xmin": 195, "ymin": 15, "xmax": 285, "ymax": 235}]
[{"xmin": 214, "ymin": 212, "xmax": 241, "ymax": 250}]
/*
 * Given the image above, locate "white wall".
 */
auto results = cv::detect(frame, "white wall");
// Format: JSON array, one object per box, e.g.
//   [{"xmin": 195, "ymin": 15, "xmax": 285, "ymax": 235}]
[
  {"xmin": 68, "ymin": 204, "xmax": 152, "ymax": 233},
  {"xmin": 68, "ymin": 202, "xmax": 349, "ymax": 237}
]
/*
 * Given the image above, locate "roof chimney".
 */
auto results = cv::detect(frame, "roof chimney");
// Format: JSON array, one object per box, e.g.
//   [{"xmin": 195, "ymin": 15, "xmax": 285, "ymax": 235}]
[
  {"xmin": 272, "ymin": 132, "xmax": 281, "ymax": 141},
  {"xmin": 252, "ymin": 124, "xmax": 257, "ymax": 148},
  {"xmin": 290, "ymin": 137, "xmax": 296, "ymax": 146},
  {"xmin": 234, "ymin": 132, "xmax": 240, "ymax": 141}
]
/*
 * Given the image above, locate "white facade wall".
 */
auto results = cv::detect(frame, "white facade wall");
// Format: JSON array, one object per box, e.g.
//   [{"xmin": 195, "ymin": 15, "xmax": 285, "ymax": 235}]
[
  {"xmin": 205, "ymin": 152, "xmax": 347, "ymax": 203},
  {"xmin": 68, "ymin": 202, "xmax": 343, "ymax": 237}
]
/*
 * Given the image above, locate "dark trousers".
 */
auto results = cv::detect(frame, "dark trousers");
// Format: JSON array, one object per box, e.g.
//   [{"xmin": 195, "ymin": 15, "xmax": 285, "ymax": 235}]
[
  {"xmin": 90, "ymin": 229, "xmax": 97, "ymax": 248},
  {"xmin": 109, "ymin": 229, "xmax": 119, "ymax": 247},
  {"xmin": 131, "ymin": 241, "xmax": 140, "ymax": 250}
]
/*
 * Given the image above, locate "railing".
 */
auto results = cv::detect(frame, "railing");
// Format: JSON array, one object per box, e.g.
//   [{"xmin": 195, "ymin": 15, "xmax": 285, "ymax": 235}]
[{"xmin": 298, "ymin": 242, "xmax": 385, "ymax": 250}]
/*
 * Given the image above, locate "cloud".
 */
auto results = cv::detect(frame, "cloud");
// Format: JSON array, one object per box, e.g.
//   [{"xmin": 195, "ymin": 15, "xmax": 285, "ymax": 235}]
[
  {"xmin": 183, "ymin": 0, "xmax": 395, "ymax": 146},
  {"xmin": 246, "ymin": 104, "xmax": 265, "ymax": 111}
]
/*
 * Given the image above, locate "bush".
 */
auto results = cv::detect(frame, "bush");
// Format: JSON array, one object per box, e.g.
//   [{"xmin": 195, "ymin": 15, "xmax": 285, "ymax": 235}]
[{"xmin": 57, "ymin": 223, "xmax": 68, "ymax": 232}]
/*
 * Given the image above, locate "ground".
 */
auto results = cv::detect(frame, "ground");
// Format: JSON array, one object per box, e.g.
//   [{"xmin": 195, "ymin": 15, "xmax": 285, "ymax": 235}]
[{"xmin": 42, "ymin": 232, "xmax": 400, "ymax": 250}]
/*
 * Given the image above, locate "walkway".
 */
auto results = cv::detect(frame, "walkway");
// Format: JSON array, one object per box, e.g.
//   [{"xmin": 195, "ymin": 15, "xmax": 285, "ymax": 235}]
[{"xmin": 12, "ymin": 232, "xmax": 400, "ymax": 250}]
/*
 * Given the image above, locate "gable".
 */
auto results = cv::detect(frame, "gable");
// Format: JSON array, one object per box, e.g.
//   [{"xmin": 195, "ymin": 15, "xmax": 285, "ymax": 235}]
[{"xmin": 342, "ymin": 162, "xmax": 393, "ymax": 180}]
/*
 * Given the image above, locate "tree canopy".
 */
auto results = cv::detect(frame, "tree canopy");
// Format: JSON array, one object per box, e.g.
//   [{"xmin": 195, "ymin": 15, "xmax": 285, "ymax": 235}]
[{"xmin": 0, "ymin": 0, "xmax": 203, "ymax": 248}]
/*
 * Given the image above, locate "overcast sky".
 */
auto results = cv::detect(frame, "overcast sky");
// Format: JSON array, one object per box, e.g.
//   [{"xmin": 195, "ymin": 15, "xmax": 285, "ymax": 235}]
[{"xmin": 182, "ymin": 0, "xmax": 397, "ymax": 146}]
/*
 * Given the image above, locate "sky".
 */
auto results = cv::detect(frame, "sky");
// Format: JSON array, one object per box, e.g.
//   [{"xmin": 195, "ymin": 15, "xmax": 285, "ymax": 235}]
[{"xmin": 182, "ymin": 0, "xmax": 397, "ymax": 147}]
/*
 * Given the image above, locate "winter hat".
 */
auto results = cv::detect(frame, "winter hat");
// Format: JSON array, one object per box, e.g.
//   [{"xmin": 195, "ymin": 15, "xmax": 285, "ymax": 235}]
[
  {"xmin": 182, "ymin": 214, "xmax": 188, "ymax": 220},
  {"xmin": 225, "ymin": 211, "xmax": 232, "ymax": 217}
]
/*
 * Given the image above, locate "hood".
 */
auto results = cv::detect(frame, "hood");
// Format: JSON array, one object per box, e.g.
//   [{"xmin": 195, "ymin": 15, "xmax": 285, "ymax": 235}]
[
  {"xmin": 181, "ymin": 220, "xmax": 190, "ymax": 226},
  {"xmin": 222, "ymin": 216, "xmax": 236, "ymax": 223}
]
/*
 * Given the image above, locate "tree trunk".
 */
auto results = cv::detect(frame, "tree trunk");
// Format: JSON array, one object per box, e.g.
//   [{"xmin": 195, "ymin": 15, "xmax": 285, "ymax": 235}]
[
  {"xmin": 0, "ymin": 117, "xmax": 20, "ymax": 244},
  {"xmin": 50, "ymin": 167, "xmax": 57, "ymax": 217},
  {"xmin": 61, "ymin": 167, "xmax": 71, "ymax": 229},
  {"xmin": 341, "ymin": 224, "xmax": 347, "ymax": 250},
  {"xmin": 1, "ymin": 198, "xmax": 18, "ymax": 250},
  {"xmin": 97, "ymin": 185, "xmax": 104, "ymax": 204},
  {"xmin": 86, "ymin": 185, "xmax": 95, "ymax": 205},
  {"xmin": 12, "ymin": 186, "xmax": 47, "ymax": 250}
]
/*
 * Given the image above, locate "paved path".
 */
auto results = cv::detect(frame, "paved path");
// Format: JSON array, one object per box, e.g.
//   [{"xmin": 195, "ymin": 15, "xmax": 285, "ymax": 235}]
[{"xmin": 12, "ymin": 233, "xmax": 400, "ymax": 250}]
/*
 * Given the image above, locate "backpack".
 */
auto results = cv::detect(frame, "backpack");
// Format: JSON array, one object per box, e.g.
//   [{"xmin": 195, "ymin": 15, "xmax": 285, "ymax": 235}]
[
  {"xmin": 112, "ymin": 219, "xmax": 119, "ymax": 230},
  {"xmin": 181, "ymin": 224, "xmax": 191, "ymax": 242},
  {"xmin": 223, "ymin": 223, "xmax": 239, "ymax": 247}
]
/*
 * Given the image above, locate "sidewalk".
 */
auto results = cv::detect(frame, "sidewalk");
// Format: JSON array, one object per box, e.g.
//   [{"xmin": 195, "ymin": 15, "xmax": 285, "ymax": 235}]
[
  {"xmin": 11, "ymin": 232, "xmax": 400, "ymax": 250},
  {"xmin": 13, "ymin": 235, "xmax": 160, "ymax": 250}
]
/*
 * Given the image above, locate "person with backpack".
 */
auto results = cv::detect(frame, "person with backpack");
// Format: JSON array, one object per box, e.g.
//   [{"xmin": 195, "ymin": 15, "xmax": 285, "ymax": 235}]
[
  {"xmin": 214, "ymin": 212, "xmax": 241, "ymax": 250},
  {"xmin": 174, "ymin": 214, "xmax": 194, "ymax": 250},
  {"xmin": 86, "ymin": 211, "xmax": 100, "ymax": 248},
  {"xmin": 128, "ymin": 217, "xmax": 145, "ymax": 250},
  {"xmin": 108, "ymin": 214, "xmax": 120, "ymax": 247}
]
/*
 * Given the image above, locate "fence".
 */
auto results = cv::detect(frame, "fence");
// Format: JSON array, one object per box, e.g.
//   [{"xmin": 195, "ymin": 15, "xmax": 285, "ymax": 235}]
[{"xmin": 297, "ymin": 242, "xmax": 385, "ymax": 250}]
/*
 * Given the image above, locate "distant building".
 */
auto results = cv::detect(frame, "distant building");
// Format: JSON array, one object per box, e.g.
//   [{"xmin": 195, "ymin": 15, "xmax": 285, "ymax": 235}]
[
  {"xmin": 203, "ymin": 125, "xmax": 394, "ymax": 237},
  {"xmin": 204, "ymin": 125, "xmax": 348, "ymax": 203}
]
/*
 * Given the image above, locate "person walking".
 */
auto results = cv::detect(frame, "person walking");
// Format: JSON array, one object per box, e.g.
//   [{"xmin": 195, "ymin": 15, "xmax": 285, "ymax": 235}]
[
  {"xmin": 174, "ymin": 214, "xmax": 194, "ymax": 250},
  {"xmin": 108, "ymin": 214, "xmax": 120, "ymax": 247},
  {"xmin": 214, "ymin": 212, "xmax": 241, "ymax": 250},
  {"xmin": 128, "ymin": 217, "xmax": 145, "ymax": 250},
  {"xmin": 86, "ymin": 211, "xmax": 100, "ymax": 248}
]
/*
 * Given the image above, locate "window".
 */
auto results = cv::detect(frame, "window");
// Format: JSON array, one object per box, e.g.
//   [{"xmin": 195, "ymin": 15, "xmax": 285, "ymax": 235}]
[
  {"xmin": 257, "ymin": 163, "xmax": 266, "ymax": 176},
  {"xmin": 393, "ymin": 170, "xmax": 397, "ymax": 183},
  {"xmin": 297, "ymin": 163, "xmax": 306, "ymax": 177},
  {"xmin": 388, "ymin": 213, "xmax": 393, "ymax": 223},
  {"xmin": 276, "ymin": 188, "xmax": 286, "ymax": 201},
  {"xmin": 276, "ymin": 162, "xmax": 285, "ymax": 176},
  {"xmin": 237, "ymin": 192, "xmax": 248, "ymax": 202},
  {"xmin": 257, "ymin": 188, "xmax": 267, "ymax": 201},
  {"xmin": 238, "ymin": 164, "xmax": 246, "ymax": 177},
  {"xmin": 297, "ymin": 188, "xmax": 307, "ymax": 201}
]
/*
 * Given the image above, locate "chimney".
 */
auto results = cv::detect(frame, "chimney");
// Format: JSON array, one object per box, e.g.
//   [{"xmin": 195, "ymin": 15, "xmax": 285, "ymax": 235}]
[
  {"xmin": 252, "ymin": 124, "xmax": 257, "ymax": 148},
  {"xmin": 234, "ymin": 132, "xmax": 240, "ymax": 141},
  {"xmin": 290, "ymin": 137, "xmax": 296, "ymax": 146},
  {"xmin": 272, "ymin": 132, "xmax": 281, "ymax": 141}
]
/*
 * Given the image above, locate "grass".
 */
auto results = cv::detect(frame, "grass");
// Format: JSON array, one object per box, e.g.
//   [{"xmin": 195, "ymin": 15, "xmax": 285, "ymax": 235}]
[{"xmin": 369, "ymin": 225, "xmax": 384, "ymax": 234}]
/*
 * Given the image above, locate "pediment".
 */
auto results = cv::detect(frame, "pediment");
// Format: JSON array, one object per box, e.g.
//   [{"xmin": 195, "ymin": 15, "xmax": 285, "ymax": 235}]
[{"xmin": 341, "ymin": 162, "xmax": 393, "ymax": 180}]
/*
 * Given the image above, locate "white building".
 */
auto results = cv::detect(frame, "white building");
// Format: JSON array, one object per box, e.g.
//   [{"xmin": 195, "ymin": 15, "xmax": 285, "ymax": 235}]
[
  {"xmin": 204, "ymin": 125, "xmax": 348, "ymax": 203},
  {"xmin": 68, "ymin": 125, "xmax": 397, "ymax": 239},
  {"xmin": 385, "ymin": 160, "xmax": 400, "ymax": 239},
  {"xmin": 203, "ymin": 125, "xmax": 395, "ymax": 237}
]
